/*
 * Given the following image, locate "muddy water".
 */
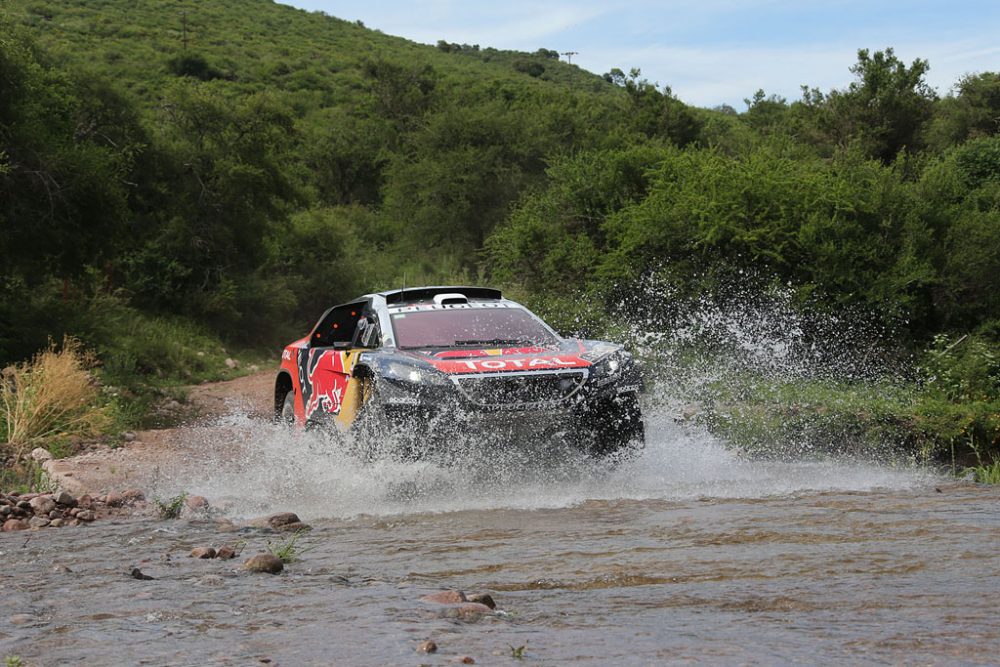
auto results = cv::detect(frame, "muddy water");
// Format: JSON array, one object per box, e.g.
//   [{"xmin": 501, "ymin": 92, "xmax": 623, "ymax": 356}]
[{"xmin": 3, "ymin": 413, "xmax": 1000, "ymax": 665}]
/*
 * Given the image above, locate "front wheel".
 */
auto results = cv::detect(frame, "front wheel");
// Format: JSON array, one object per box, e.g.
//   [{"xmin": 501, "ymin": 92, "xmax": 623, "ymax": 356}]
[
  {"xmin": 278, "ymin": 391, "xmax": 296, "ymax": 424},
  {"xmin": 577, "ymin": 392, "xmax": 645, "ymax": 459}
]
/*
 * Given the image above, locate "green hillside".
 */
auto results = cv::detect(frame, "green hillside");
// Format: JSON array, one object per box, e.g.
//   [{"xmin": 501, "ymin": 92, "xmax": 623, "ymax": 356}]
[
  {"xmin": 10, "ymin": 0, "xmax": 613, "ymax": 106},
  {"xmin": 2, "ymin": 0, "xmax": 1000, "ymax": 465}
]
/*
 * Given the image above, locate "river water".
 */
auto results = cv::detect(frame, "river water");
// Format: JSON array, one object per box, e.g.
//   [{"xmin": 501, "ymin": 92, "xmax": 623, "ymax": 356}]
[{"xmin": 3, "ymin": 410, "xmax": 1000, "ymax": 665}]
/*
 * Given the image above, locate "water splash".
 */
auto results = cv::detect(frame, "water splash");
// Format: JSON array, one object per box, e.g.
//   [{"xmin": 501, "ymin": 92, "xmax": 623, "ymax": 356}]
[{"xmin": 150, "ymin": 277, "xmax": 935, "ymax": 520}]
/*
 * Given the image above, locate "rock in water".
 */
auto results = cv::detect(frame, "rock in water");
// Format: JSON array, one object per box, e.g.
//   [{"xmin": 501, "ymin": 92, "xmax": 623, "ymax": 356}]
[
  {"xmin": 131, "ymin": 568, "xmax": 155, "ymax": 580},
  {"xmin": 189, "ymin": 547, "xmax": 217, "ymax": 559},
  {"xmin": 420, "ymin": 590, "xmax": 467, "ymax": 604},
  {"xmin": 242, "ymin": 554, "xmax": 284, "ymax": 574},
  {"xmin": 216, "ymin": 545, "xmax": 237, "ymax": 560},
  {"xmin": 185, "ymin": 495, "xmax": 209, "ymax": 513},
  {"xmin": 466, "ymin": 593, "xmax": 496, "ymax": 610},
  {"xmin": 3, "ymin": 519, "xmax": 29, "ymax": 532},
  {"xmin": 266, "ymin": 512, "xmax": 300, "ymax": 529},
  {"xmin": 417, "ymin": 640, "xmax": 438, "ymax": 653}
]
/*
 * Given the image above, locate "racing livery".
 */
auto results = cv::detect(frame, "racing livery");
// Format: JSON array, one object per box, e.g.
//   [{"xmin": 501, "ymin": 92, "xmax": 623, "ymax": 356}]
[{"xmin": 275, "ymin": 286, "xmax": 644, "ymax": 458}]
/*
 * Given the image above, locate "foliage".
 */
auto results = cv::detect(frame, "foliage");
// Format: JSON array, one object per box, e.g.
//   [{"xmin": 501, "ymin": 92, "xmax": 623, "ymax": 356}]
[
  {"xmin": 2, "ymin": 0, "xmax": 1000, "ymax": 461},
  {"xmin": 919, "ymin": 334, "xmax": 1000, "ymax": 402},
  {"xmin": 154, "ymin": 492, "xmax": 188, "ymax": 519},
  {"xmin": 267, "ymin": 528, "xmax": 313, "ymax": 563},
  {"xmin": 0, "ymin": 458, "xmax": 52, "ymax": 495},
  {"xmin": 965, "ymin": 459, "xmax": 1000, "ymax": 484},
  {"xmin": 1, "ymin": 337, "xmax": 108, "ymax": 462}
]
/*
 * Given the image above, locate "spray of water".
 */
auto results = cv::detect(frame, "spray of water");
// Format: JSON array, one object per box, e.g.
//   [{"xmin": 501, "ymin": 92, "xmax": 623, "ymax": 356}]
[{"xmin": 150, "ymin": 278, "xmax": 936, "ymax": 520}]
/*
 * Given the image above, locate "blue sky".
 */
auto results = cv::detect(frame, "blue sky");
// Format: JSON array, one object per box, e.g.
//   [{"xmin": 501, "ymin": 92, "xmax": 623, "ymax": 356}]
[{"xmin": 282, "ymin": 0, "xmax": 1000, "ymax": 109}]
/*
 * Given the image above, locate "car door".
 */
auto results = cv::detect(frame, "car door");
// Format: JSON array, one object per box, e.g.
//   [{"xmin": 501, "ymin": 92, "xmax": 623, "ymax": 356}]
[{"xmin": 299, "ymin": 299, "xmax": 370, "ymax": 425}]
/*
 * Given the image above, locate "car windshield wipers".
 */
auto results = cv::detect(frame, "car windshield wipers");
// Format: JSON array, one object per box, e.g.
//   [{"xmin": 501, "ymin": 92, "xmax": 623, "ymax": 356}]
[{"xmin": 453, "ymin": 338, "xmax": 535, "ymax": 347}]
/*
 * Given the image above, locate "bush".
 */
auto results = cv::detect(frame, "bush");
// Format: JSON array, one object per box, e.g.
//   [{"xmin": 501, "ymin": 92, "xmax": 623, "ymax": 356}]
[{"xmin": 1, "ymin": 337, "xmax": 108, "ymax": 462}]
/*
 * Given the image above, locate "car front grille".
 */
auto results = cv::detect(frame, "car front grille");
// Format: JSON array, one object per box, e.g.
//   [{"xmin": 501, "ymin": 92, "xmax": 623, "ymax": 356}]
[{"xmin": 452, "ymin": 370, "xmax": 587, "ymax": 409}]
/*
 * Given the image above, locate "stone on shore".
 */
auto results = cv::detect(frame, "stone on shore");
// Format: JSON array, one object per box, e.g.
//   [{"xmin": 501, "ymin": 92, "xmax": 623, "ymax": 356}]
[
  {"xmin": 121, "ymin": 488, "xmax": 146, "ymax": 502},
  {"xmin": 3, "ymin": 518, "xmax": 29, "ymax": 531},
  {"xmin": 104, "ymin": 491, "xmax": 125, "ymax": 507},
  {"xmin": 30, "ymin": 447, "xmax": 53, "ymax": 463},
  {"xmin": 54, "ymin": 491, "xmax": 77, "ymax": 507},
  {"xmin": 29, "ymin": 495, "xmax": 56, "ymax": 515}
]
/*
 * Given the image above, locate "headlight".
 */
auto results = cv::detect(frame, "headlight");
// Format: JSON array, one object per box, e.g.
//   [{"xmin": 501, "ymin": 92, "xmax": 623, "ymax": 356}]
[
  {"xmin": 382, "ymin": 360, "xmax": 451, "ymax": 386},
  {"xmin": 590, "ymin": 349, "xmax": 629, "ymax": 378}
]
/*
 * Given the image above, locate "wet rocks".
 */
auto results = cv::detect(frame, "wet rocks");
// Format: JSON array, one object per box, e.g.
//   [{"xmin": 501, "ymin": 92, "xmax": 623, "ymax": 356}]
[
  {"xmin": 417, "ymin": 640, "xmax": 438, "ymax": 654},
  {"xmin": 0, "ymin": 486, "xmax": 151, "ymax": 531},
  {"xmin": 0, "ymin": 491, "xmax": 97, "ymax": 530},
  {"xmin": 242, "ymin": 553, "xmax": 284, "ymax": 574},
  {"xmin": 216, "ymin": 545, "xmax": 237, "ymax": 560},
  {"xmin": 131, "ymin": 568, "xmax": 155, "ymax": 581}
]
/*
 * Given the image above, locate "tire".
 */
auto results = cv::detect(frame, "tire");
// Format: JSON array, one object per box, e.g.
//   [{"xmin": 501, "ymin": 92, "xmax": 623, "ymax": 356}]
[
  {"xmin": 350, "ymin": 377, "xmax": 383, "ymax": 461},
  {"xmin": 279, "ymin": 390, "xmax": 295, "ymax": 424},
  {"xmin": 352, "ymin": 377, "xmax": 423, "ymax": 462},
  {"xmin": 578, "ymin": 392, "xmax": 645, "ymax": 459}
]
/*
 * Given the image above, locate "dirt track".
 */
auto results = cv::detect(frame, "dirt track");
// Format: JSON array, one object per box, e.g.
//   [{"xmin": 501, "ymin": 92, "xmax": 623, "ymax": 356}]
[{"xmin": 43, "ymin": 371, "xmax": 274, "ymax": 497}]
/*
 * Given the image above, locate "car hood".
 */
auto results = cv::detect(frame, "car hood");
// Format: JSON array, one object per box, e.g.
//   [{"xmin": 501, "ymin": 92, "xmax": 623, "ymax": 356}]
[{"xmin": 395, "ymin": 340, "xmax": 609, "ymax": 375}]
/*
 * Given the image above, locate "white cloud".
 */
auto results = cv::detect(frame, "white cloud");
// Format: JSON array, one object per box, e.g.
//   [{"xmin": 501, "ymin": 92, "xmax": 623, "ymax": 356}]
[{"xmin": 578, "ymin": 36, "xmax": 1000, "ymax": 108}]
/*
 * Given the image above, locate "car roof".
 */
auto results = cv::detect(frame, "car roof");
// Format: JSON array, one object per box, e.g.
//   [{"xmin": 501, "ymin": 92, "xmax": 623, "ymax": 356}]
[{"xmin": 372, "ymin": 286, "xmax": 503, "ymax": 306}]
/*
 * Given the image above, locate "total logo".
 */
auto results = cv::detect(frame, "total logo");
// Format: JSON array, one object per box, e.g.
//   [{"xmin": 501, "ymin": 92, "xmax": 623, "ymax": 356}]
[{"xmin": 456, "ymin": 356, "xmax": 583, "ymax": 371}]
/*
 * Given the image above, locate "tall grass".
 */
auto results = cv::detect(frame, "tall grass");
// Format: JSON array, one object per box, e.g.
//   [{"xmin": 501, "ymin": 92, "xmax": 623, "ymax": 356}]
[{"xmin": 1, "ymin": 337, "xmax": 108, "ymax": 462}]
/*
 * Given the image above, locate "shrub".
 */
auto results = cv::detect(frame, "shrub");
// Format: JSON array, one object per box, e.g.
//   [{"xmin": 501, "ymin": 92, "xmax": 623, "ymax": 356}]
[{"xmin": 1, "ymin": 337, "xmax": 108, "ymax": 462}]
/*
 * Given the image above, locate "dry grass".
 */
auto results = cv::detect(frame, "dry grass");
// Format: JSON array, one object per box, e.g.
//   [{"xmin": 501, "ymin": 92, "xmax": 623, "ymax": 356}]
[{"xmin": 1, "ymin": 337, "xmax": 108, "ymax": 462}]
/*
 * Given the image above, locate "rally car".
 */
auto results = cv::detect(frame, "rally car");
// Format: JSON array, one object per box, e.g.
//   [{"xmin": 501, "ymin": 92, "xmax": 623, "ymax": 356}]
[{"xmin": 274, "ymin": 286, "xmax": 644, "ymax": 459}]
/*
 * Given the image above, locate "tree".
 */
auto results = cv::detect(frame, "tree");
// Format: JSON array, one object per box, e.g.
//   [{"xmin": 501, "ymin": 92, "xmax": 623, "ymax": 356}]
[{"xmin": 827, "ymin": 48, "xmax": 937, "ymax": 162}]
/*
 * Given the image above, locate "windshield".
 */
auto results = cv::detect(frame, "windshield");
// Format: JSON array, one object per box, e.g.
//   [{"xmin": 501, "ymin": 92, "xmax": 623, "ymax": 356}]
[{"xmin": 390, "ymin": 307, "xmax": 560, "ymax": 349}]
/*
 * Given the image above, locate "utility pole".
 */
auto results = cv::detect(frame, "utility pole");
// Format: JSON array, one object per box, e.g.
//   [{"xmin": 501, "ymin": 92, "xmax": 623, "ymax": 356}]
[
  {"xmin": 562, "ymin": 51, "xmax": 578, "ymax": 64},
  {"xmin": 180, "ymin": 11, "xmax": 189, "ymax": 51}
]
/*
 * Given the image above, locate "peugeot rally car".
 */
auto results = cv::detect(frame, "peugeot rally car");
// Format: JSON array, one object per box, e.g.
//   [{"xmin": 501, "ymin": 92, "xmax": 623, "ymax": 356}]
[{"xmin": 274, "ymin": 286, "xmax": 644, "ymax": 458}]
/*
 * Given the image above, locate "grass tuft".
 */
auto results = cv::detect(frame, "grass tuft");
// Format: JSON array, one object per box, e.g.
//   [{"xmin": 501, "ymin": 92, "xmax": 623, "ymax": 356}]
[
  {"xmin": 153, "ymin": 492, "xmax": 188, "ymax": 519},
  {"xmin": 1, "ymin": 337, "xmax": 108, "ymax": 462},
  {"xmin": 267, "ymin": 529, "xmax": 312, "ymax": 564}
]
